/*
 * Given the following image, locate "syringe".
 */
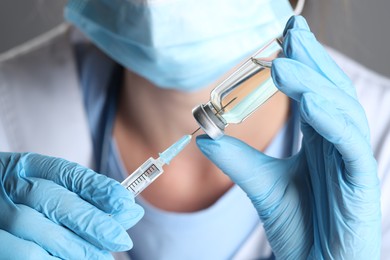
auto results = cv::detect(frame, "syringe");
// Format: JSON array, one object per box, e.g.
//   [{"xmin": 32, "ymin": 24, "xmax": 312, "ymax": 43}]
[{"xmin": 121, "ymin": 134, "xmax": 194, "ymax": 197}]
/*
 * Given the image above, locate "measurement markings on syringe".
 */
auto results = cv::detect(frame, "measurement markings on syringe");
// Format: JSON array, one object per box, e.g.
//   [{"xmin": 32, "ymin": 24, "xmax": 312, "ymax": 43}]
[{"xmin": 128, "ymin": 164, "xmax": 160, "ymax": 192}]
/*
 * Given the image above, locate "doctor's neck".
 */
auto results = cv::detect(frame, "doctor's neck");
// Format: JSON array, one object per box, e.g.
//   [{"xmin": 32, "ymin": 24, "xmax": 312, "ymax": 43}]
[
  {"xmin": 115, "ymin": 69, "xmax": 290, "ymax": 154},
  {"xmin": 116, "ymin": 70, "xmax": 208, "ymax": 149}
]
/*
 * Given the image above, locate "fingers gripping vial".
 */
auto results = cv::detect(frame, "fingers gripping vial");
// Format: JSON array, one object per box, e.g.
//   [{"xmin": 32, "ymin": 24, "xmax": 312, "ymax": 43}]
[
  {"xmin": 121, "ymin": 135, "xmax": 192, "ymax": 196},
  {"xmin": 192, "ymin": 38, "xmax": 283, "ymax": 139}
]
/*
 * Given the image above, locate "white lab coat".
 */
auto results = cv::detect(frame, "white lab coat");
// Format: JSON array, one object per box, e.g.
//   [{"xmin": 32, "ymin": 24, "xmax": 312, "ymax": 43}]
[{"xmin": 1, "ymin": 24, "xmax": 389, "ymax": 259}]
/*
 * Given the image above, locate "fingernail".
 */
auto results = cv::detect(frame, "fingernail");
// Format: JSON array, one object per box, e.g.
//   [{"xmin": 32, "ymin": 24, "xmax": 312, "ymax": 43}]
[
  {"xmin": 114, "ymin": 230, "xmax": 133, "ymax": 251},
  {"xmin": 115, "ymin": 204, "xmax": 144, "ymax": 230},
  {"xmin": 283, "ymin": 16, "xmax": 310, "ymax": 37},
  {"xmin": 196, "ymin": 135, "xmax": 219, "ymax": 156},
  {"xmin": 282, "ymin": 34, "xmax": 293, "ymax": 57},
  {"xmin": 294, "ymin": 15, "xmax": 311, "ymax": 31},
  {"xmin": 283, "ymin": 15, "xmax": 296, "ymax": 36},
  {"xmin": 271, "ymin": 58, "xmax": 291, "ymax": 89}
]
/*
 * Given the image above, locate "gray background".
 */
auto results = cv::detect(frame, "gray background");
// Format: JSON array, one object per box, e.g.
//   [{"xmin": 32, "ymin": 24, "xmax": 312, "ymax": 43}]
[
  {"xmin": 0, "ymin": 0, "xmax": 389, "ymax": 77},
  {"xmin": 0, "ymin": 0, "xmax": 67, "ymax": 53}
]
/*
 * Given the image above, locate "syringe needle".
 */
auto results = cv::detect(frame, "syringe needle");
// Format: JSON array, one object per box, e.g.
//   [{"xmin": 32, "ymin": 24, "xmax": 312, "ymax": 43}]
[{"xmin": 191, "ymin": 127, "xmax": 201, "ymax": 136}]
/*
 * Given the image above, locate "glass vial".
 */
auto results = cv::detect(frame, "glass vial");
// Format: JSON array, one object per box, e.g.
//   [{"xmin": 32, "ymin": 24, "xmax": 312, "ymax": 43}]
[{"xmin": 192, "ymin": 38, "xmax": 283, "ymax": 139}]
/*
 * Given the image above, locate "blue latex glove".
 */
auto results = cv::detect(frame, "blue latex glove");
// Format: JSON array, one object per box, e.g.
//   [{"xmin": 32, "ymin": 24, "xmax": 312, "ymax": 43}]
[
  {"xmin": 0, "ymin": 152, "xmax": 144, "ymax": 259},
  {"xmin": 197, "ymin": 16, "xmax": 381, "ymax": 259}
]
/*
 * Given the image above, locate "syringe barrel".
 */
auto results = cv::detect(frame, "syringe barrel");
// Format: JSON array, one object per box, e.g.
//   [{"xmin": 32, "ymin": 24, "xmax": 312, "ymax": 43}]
[{"xmin": 121, "ymin": 157, "xmax": 164, "ymax": 197}]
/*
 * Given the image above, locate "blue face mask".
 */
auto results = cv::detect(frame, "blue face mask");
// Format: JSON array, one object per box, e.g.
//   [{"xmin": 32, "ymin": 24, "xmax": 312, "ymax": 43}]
[{"xmin": 65, "ymin": 0, "xmax": 294, "ymax": 92}]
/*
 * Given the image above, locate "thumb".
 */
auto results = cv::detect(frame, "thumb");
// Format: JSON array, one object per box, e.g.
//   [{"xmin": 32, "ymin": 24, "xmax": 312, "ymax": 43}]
[{"xmin": 196, "ymin": 135, "xmax": 289, "ymax": 202}]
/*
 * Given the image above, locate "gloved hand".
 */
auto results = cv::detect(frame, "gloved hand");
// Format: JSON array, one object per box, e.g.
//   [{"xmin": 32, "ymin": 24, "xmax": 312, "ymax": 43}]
[
  {"xmin": 0, "ymin": 152, "xmax": 144, "ymax": 259},
  {"xmin": 197, "ymin": 16, "xmax": 381, "ymax": 259}
]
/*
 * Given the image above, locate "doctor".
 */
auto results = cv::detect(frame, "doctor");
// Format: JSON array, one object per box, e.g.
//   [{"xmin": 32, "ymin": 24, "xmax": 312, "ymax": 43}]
[{"xmin": 0, "ymin": 0, "xmax": 388, "ymax": 259}]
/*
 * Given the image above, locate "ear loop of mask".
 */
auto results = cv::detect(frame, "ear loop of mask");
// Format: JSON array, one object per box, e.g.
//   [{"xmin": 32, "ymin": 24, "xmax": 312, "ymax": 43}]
[{"xmin": 293, "ymin": 0, "xmax": 305, "ymax": 15}]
